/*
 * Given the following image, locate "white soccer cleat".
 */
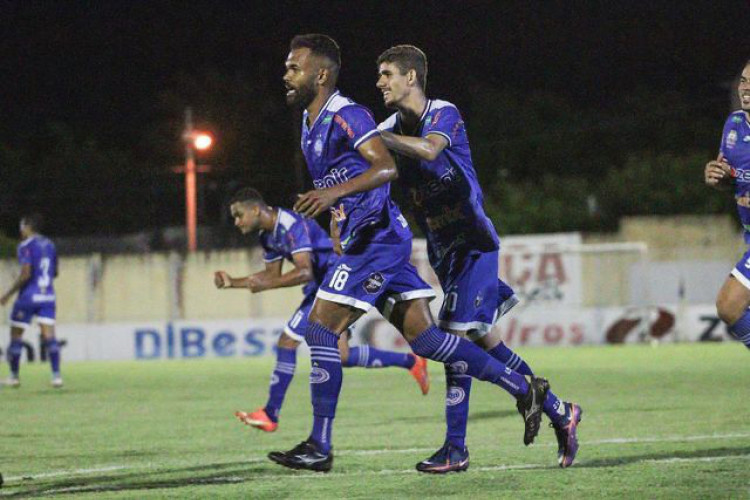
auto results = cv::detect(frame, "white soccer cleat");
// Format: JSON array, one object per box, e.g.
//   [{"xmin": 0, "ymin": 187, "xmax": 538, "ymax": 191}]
[
  {"xmin": 51, "ymin": 377, "xmax": 64, "ymax": 388},
  {"xmin": 3, "ymin": 377, "xmax": 20, "ymax": 388}
]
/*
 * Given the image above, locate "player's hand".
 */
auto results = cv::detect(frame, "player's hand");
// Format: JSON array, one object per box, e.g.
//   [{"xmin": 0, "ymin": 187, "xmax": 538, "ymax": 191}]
[
  {"xmin": 214, "ymin": 271, "xmax": 231, "ymax": 289},
  {"xmin": 330, "ymin": 217, "xmax": 343, "ymax": 256},
  {"xmin": 0, "ymin": 294, "xmax": 9, "ymax": 306},
  {"xmin": 704, "ymin": 157, "xmax": 733, "ymax": 187},
  {"xmin": 294, "ymin": 189, "xmax": 338, "ymax": 218}
]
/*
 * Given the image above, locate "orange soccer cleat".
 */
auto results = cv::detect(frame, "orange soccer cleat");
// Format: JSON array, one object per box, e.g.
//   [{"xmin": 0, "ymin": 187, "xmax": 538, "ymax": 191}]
[
  {"xmin": 235, "ymin": 408, "xmax": 278, "ymax": 432},
  {"xmin": 409, "ymin": 354, "xmax": 430, "ymax": 395}
]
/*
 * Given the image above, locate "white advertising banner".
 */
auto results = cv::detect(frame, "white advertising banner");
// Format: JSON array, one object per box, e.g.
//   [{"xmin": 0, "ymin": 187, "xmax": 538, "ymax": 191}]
[{"xmin": 0, "ymin": 306, "xmax": 740, "ymax": 363}]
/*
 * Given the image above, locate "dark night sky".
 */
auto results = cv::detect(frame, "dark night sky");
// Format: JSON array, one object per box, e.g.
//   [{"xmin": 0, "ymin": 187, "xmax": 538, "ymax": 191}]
[{"xmin": 1, "ymin": 0, "xmax": 750, "ymax": 240}]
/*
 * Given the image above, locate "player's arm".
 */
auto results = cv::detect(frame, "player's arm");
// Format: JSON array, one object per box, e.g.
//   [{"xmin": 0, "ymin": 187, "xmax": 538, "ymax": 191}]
[
  {"xmin": 295, "ymin": 136, "xmax": 398, "ymax": 218},
  {"xmin": 214, "ymin": 260, "xmax": 282, "ymax": 290},
  {"xmin": 0, "ymin": 264, "xmax": 32, "ymax": 306},
  {"xmin": 246, "ymin": 252, "xmax": 314, "ymax": 293},
  {"xmin": 705, "ymin": 152, "xmax": 734, "ymax": 191},
  {"xmin": 380, "ymin": 131, "xmax": 448, "ymax": 162}
]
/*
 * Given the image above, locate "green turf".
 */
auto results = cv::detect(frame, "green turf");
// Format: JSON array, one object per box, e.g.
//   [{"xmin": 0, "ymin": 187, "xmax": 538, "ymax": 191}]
[{"xmin": 1, "ymin": 343, "xmax": 748, "ymax": 498}]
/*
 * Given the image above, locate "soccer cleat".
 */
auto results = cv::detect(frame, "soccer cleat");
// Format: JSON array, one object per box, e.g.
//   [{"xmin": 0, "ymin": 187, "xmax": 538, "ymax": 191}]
[
  {"xmin": 551, "ymin": 403, "xmax": 582, "ymax": 468},
  {"xmin": 408, "ymin": 354, "xmax": 430, "ymax": 395},
  {"xmin": 516, "ymin": 376, "xmax": 550, "ymax": 446},
  {"xmin": 2, "ymin": 377, "xmax": 20, "ymax": 388},
  {"xmin": 416, "ymin": 442, "xmax": 469, "ymax": 474},
  {"xmin": 235, "ymin": 408, "xmax": 278, "ymax": 432},
  {"xmin": 51, "ymin": 377, "xmax": 64, "ymax": 388},
  {"xmin": 268, "ymin": 439, "xmax": 333, "ymax": 472}
]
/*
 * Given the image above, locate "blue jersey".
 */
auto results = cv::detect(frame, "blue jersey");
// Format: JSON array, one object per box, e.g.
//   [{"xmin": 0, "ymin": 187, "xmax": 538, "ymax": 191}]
[
  {"xmin": 259, "ymin": 208, "xmax": 335, "ymax": 292},
  {"xmin": 301, "ymin": 91, "xmax": 411, "ymax": 252},
  {"xmin": 720, "ymin": 110, "xmax": 750, "ymax": 243},
  {"xmin": 378, "ymin": 99, "xmax": 499, "ymax": 268},
  {"xmin": 16, "ymin": 235, "xmax": 58, "ymax": 305}
]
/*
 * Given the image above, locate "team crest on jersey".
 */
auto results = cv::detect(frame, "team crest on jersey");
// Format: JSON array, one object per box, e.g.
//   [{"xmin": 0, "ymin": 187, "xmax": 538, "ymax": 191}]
[
  {"xmin": 727, "ymin": 130, "xmax": 738, "ymax": 149},
  {"xmin": 424, "ymin": 116, "xmax": 433, "ymax": 128},
  {"xmin": 363, "ymin": 272, "xmax": 385, "ymax": 294},
  {"xmin": 446, "ymin": 386, "xmax": 466, "ymax": 406},
  {"xmin": 733, "ymin": 115, "xmax": 743, "ymax": 123},
  {"xmin": 314, "ymin": 137, "xmax": 324, "ymax": 156}
]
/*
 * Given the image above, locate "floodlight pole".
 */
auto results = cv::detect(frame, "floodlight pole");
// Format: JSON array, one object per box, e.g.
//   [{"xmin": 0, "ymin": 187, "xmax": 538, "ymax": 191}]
[{"xmin": 184, "ymin": 108, "xmax": 198, "ymax": 252}]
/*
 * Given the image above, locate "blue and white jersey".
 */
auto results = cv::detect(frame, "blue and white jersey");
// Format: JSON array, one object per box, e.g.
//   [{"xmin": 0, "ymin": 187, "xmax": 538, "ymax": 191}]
[
  {"xmin": 301, "ymin": 90, "xmax": 411, "ymax": 251},
  {"xmin": 379, "ymin": 99, "xmax": 499, "ymax": 267},
  {"xmin": 720, "ymin": 110, "xmax": 750, "ymax": 243},
  {"xmin": 259, "ymin": 208, "xmax": 336, "ymax": 291},
  {"xmin": 16, "ymin": 235, "xmax": 57, "ymax": 305}
]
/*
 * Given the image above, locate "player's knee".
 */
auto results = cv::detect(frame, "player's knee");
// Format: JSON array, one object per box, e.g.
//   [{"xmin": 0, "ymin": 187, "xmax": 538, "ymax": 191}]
[{"xmin": 716, "ymin": 297, "xmax": 741, "ymax": 326}]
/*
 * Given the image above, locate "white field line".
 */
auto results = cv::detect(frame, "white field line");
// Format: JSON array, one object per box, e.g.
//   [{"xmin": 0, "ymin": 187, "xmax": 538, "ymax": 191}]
[
  {"xmin": 38, "ymin": 453, "xmax": 750, "ymax": 493},
  {"xmin": 4, "ymin": 432, "xmax": 750, "ymax": 485}
]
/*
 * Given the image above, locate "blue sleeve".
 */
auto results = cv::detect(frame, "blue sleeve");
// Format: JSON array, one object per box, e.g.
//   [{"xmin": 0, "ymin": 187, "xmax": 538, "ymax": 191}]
[
  {"xmin": 335, "ymin": 106, "xmax": 381, "ymax": 150},
  {"xmin": 17, "ymin": 244, "xmax": 31, "ymax": 266},
  {"xmin": 720, "ymin": 116, "xmax": 736, "ymax": 157},
  {"xmin": 424, "ymin": 106, "xmax": 463, "ymax": 147},
  {"xmin": 287, "ymin": 221, "xmax": 313, "ymax": 255}
]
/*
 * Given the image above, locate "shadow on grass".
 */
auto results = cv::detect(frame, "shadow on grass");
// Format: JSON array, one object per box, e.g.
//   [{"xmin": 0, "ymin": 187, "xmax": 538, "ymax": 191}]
[{"xmin": 5, "ymin": 445, "xmax": 749, "ymax": 497}]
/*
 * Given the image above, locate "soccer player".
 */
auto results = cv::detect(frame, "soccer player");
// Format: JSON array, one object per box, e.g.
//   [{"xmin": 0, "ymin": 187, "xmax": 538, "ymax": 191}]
[
  {"xmin": 215, "ymin": 187, "xmax": 430, "ymax": 432},
  {"xmin": 0, "ymin": 214, "xmax": 61, "ymax": 388},
  {"xmin": 268, "ymin": 34, "xmax": 550, "ymax": 473},
  {"xmin": 374, "ymin": 45, "xmax": 582, "ymax": 471},
  {"xmin": 705, "ymin": 59, "xmax": 750, "ymax": 352}
]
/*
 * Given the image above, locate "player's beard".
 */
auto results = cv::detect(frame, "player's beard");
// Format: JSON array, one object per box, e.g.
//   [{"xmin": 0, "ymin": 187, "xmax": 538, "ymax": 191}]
[{"xmin": 286, "ymin": 79, "xmax": 316, "ymax": 110}]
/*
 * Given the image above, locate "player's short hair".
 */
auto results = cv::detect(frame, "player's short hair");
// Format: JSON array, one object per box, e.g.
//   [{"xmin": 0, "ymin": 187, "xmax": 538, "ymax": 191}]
[
  {"xmin": 377, "ymin": 45, "xmax": 428, "ymax": 91},
  {"xmin": 21, "ymin": 213, "xmax": 43, "ymax": 232},
  {"xmin": 229, "ymin": 187, "xmax": 265, "ymax": 207},
  {"xmin": 290, "ymin": 34, "xmax": 341, "ymax": 79}
]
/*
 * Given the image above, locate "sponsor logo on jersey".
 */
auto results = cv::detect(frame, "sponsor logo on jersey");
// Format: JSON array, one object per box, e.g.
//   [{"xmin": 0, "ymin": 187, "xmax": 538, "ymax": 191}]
[
  {"xmin": 310, "ymin": 366, "xmax": 331, "ymax": 384},
  {"xmin": 733, "ymin": 115, "xmax": 743, "ymax": 123},
  {"xmin": 314, "ymin": 167, "xmax": 350, "ymax": 189},
  {"xmin": 322, "ymin": 115, "xmax": 333, "ymax": 125},
  {"xmin": 425, "ymin": 203, "xmax": 465, "ymax": 232},
  {"xmin": 363, "ymin": 272, "xmax": 385, "ymax": 294},
  {"xmin": 446, "ymin": 386, "xmax": 466, "ymax": 406},
  {"xmin": 409, "ymin": 167, "xmax": 457, "ymax": 207},
  {"xmin": 334, "ymin": 114, "xmax": 356, "ymax": 139}
]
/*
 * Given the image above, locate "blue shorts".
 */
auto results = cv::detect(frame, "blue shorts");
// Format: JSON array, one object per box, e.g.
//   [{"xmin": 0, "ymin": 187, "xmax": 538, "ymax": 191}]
[
  {"xmin": 284, "ymin": 292, "xmax": 316, "ymax": 343},
  {"xmin": 434, "ymin": 249, "xmax": 504, "ymax": 338},
  {"xmin": 316, "ymin": 238, "xmax": 435, "ymax": 317},
  {"xmin": 10, "ymin": 300, "xmax": 56, "ymax": 329},
  {"xmin": 731, "ymin": 248, "xmax": 750, "ymax": 290}
]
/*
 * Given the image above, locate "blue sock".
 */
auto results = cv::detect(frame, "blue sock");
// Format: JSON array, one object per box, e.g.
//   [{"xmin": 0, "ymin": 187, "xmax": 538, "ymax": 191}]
[
  {"xmin": 730, "ymin": 310, "xmax": 750, "ymax": 349},
  {"xmin": 444, "ymin": 363, "xmax": 471, "ymax": 449},
  {"xmin": 487, "ymin": 342, "xmax": 533, "ymax": 376},
  {"xmin": 46, "ymin": 338, "xmax": 61, "ymax": 377},
  {"xmin": 487, "ymin": 342, "xmax": 566, "ymax": 424},
  {"xmin": 409, "ymin": 325, "xmax": 528, "ymax": 398},
  {"xmin": 264, "ymin": 346, "xmax": 297, "ymax": 423},
  {"xmin": 343, "ymin": 346, "xmax": 414, "ymax": 369},
  {"xmin": 7, "ymin": 339, "xmax": 22, "ymax": 378},
  {"xmin": 305, "ymin": 323, "xmax": 342, "ymax": 454}
]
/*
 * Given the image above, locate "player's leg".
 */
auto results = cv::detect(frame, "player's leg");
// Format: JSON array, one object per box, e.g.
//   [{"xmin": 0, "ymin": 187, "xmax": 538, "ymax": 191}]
[
  {"xmin": 39, "ymin": 323, "xmax": 62, "ymax": 387},
  {"xmin": 4, "ymin": 326, "xmax": 25, "ymax": 387},
  {"xmin": 5, "ymin": 302, "xmax": 32, "ymax": 387},
  {"xmin": 384, "ymin": 266, "xmax": 549, "ymax": 447},
  {"xmin": 267, "ymin": 297, "xmax": 363, "ymax": 472},
  {"xmin": 716, "ymin": 254, "xmax": 750, "ymax": 350},
  {"xmin": 236, "ymin": 295, "xmax": 313, "ymax": 431}
]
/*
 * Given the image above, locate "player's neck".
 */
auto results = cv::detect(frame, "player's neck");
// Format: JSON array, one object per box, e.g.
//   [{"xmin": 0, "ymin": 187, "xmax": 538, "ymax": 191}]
[
  {"xmin": 260, "ymin": 207, "xmax": 278, "ymax": 232},
  {"xmin": 305, "ymin": 88, "xmax": 336, "ymax": 127},
  {"xmin": 397, "ymin": 93, "xmax": 428, "ymax": 130}
]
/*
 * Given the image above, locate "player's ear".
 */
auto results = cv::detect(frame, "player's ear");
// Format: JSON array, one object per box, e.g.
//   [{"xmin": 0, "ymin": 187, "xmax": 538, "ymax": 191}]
[
  {"xmin": 317, "ymin": 67, "xmax": 329, "ymax": 86},
  {"xmin": 407, "ymin": 69, "xmax": 418, "ymax": 87}
]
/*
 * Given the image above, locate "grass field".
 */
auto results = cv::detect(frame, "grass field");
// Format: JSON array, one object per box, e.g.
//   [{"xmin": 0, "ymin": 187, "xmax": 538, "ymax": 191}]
[{"xmin": 1, "ymin": 343, "xmax": 749, "ymax": 499}]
